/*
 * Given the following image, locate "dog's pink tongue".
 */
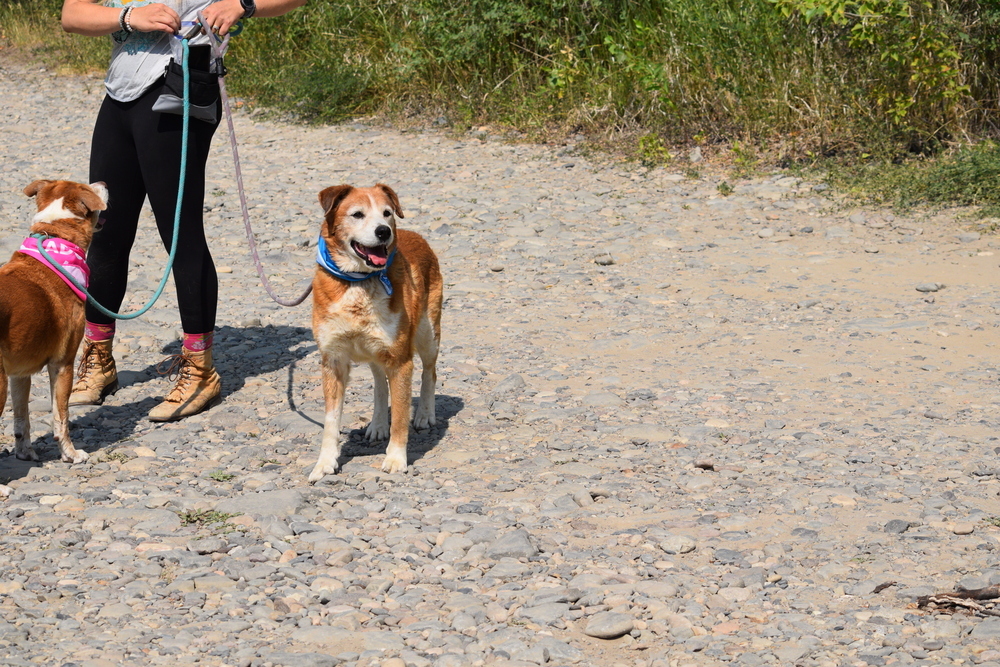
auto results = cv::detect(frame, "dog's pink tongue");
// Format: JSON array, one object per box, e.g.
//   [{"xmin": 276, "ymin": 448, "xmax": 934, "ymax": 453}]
[{"xmin": 369, "ymin": 254, "xmax": 388, "ymax": 267}]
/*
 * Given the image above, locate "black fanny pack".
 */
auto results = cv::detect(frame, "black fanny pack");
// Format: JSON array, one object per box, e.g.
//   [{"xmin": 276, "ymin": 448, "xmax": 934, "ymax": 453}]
[{"xmin": 151, "ymin": 46, "xmax": 226, "ymax": 123}]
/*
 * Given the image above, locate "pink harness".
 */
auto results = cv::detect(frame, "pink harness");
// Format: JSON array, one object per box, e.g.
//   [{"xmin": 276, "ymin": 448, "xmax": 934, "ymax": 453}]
[{"xmin": 17, "ymin": 236, "xmax": 89, "ymax": 301}]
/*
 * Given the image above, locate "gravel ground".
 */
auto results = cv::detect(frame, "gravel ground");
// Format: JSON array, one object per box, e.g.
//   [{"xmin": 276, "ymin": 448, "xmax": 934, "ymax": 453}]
[{"xmin": 3, "ymin": 55, "xmax": 1000, "ymax": 667}]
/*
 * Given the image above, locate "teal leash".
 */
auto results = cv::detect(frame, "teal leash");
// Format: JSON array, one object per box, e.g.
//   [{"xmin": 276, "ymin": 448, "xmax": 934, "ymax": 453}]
[{"xmin": 33, "ymin": 38, "xmax": 192, "ymax": 320}]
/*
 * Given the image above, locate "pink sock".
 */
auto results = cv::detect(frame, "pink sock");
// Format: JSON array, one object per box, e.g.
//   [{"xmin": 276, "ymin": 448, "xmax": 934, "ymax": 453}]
[
  {"xmin": 85, "ymin": 321, "xmax": 115, "ymax": 342},
  {"xmin": 183, "ymin": 332, "xmax": 213, "ymax": 352}
]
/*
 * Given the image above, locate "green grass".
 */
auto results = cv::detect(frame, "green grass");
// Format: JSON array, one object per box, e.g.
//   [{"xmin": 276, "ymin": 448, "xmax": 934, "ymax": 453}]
[
  {"xmin": 4, "ymin": 0, "xmax": 1000, "ymax": 180},
  {"xmin": 830, "ymin": 143, "xmax": 1000, "ymax": 219},
  {"xmin": 179, "ymin": 509, "xmax": 240, "ymax": 526}
]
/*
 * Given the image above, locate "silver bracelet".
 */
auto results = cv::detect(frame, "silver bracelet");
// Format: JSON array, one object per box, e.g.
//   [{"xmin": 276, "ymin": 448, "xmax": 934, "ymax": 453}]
[
  {"xmin": 118, "ymin": 7, "xmax": 128, "ymax": 32},
  {"xmin": 123, "ymin": 6, "xmax": 134, "ymax": 32}
]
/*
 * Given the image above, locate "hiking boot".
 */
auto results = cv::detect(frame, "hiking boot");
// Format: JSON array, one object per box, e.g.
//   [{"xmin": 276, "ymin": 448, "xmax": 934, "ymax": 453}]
[
  {"xmin": 149, "ymin": 347, "xmax": 221, "ymax": 422},
  {"xmin": 69, "ymin": 338, "xmax": 119, "ymax": 406}
]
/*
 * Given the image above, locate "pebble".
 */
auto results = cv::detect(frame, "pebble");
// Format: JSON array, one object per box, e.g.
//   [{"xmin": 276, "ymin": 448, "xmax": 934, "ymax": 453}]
[
  {"xmin": 0, "ymin": 55, "xmax": 998, "ymax": 667},
  {"xmin": 584, "ymin": 612, "xmax": 635, "ymax": 639}
]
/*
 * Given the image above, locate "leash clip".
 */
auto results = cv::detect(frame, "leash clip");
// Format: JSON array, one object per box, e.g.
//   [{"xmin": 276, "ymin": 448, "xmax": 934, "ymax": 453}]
[{"xmin": 179, "ymin": 21, "xmax": 203, "ymax": 40}]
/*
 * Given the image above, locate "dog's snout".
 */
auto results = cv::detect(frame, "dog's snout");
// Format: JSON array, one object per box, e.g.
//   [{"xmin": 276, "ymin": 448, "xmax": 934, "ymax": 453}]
[{"xmin": 375, "ymin": 225, "xmax": 392, "ymax": 242}]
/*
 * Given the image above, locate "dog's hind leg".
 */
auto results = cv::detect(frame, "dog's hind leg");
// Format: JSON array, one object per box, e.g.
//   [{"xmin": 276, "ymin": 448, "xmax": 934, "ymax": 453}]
[
  {"xmin": 48, "ymin": 361, "xmax": 87, "ymax": 464},
  {"xmin": 366, "ymin": 363, "xmax": 390, "ymax": 441},
  {"xmin": 309, "ymin": 354, "xmax": 350, "ymax": 483},
  {"xmin": 382, "ymin": 359, "xmax": 413, "ymax": 474},
  {"xmin": 10, "ymin": 375, "xmax": 36, "ymax": 462},
  {"xmin": 413, "ymin": 314, "xmax": 438, "ymax": 429}
]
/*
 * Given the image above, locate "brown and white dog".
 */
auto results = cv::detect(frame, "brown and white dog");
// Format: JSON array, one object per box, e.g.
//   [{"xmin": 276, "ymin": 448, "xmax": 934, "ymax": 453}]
[
  {"xmin": 0, "ymin": 180, "xmax": 108, "ymax": 491},
  {"xmin": 309, "ymin": 184, "xmax": 442, "ymax": 481}
]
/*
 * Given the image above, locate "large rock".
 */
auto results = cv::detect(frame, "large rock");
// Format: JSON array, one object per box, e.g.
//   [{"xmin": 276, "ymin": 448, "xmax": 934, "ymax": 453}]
[
  {"xmin": 214, "ymin": 489, "xmax": 305, "ymax": 517},
  {"xmin": 584, "ymin": 612, "xmax": 634, "ymax": 639},
  {"xmin": 485, "ymin": 529, "xmax": 538, "ymax": 559}
]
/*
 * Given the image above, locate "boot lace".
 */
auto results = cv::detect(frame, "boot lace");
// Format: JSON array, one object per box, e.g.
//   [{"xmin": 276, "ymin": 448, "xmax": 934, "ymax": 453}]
[
  {"xmin": 157, "ymin": 354, "xmax": 196, "ymax": 401},
  {"xmin": 75, "ymin": 341, "xmax": 106, "ymax": 382}
]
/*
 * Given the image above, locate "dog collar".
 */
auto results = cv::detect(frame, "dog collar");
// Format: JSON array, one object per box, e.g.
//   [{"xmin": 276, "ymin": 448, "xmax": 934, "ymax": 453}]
[
  {"xmin": 316, "ymin": 234, "xmax": 395, "ymax": 296},
  {"xmin": 20, "ymin": 234, "xmax": 89, "ymax": 301}
]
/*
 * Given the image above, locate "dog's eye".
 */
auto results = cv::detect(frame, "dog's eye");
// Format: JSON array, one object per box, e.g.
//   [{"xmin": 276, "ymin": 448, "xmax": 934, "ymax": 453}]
[
  {"xmin": 383, "ymin": 209, "xmax": 391, "ymax": 217},
  {"xmin": 352, "ymin": 211, "xmax": 364, "ymax": 219}
]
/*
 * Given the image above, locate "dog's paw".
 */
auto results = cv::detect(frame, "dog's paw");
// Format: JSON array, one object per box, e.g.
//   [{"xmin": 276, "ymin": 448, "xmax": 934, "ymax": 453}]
[
  {"xmin": 308, "ymin": 458, "xmax": 340, "ymax": 483},
  {"xmin": 365, "ymin": 419, "xmax": 390, "ymax": 442},
  {"xmin": 412, "ymin": 406, "xmax": 436, "ymax": 430},
  {"xmin": 62, "ymin": 449, "xmax": 89, "ymax": 465},
  {"xmin": 0, "ymin": 485, "xmax": 11, "ymax": 498},
  {"xmin": 14, "ymin": 447, "xmax": 38, "ymax": 462},
  {"xmin": 381, "ymin": 451, "xmax": 408, "ymax": 474}
]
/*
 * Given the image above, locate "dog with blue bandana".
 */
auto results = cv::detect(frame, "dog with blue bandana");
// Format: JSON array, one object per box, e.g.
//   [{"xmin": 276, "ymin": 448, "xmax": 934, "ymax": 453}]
[{"xmin": 308, "ymin": 184, "xmax": 442, "ymax": 480}]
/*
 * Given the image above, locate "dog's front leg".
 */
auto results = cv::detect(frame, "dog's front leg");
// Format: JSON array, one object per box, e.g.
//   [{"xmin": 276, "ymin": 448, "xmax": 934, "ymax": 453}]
[
  {"xmin": 382, "ymin": 359, "xmax": 413, "ymax": 474},
  {"xmin": 309, "ymin": 353, "xmax": 350, "ymax": 483},
  {"xmin": 10, "ymin": 376, "xmax": 35, "ymax": 461},
  {"xmin": 366, "ymin": 363, "xmax": 390, "ymax": 441},
  {"xmin": 49, "ymin": 361, "xmax": 87, "ymax": 464}
]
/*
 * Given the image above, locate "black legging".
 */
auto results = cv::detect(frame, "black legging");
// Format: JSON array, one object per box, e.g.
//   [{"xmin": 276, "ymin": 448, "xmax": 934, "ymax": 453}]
[{"xmin": 87, "ymin": 78, "xmax": 219, "ymax": 333}]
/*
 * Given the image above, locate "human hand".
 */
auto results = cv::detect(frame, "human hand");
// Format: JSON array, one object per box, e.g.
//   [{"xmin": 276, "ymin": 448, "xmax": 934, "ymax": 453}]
[
  {"xmin": 200, "ymin": 0, "xmax": 244, "ymax": 36},
  {"xmin": 127, "ymin": 3, "xmax": 181, "ymax": 33}
]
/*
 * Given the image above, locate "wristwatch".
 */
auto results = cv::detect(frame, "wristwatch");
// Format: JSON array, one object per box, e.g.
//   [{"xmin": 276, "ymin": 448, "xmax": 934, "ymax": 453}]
[{"xmin": 240, "ymin": 0, "xmax": 256, "ymax": 18}]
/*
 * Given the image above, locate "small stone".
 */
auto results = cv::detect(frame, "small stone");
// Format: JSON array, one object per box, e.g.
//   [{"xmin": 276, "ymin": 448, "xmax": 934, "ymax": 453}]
[
  {"xmin": 584, "ymin": 612, "xmax": 634, "ymax": 639},
  {"xmin": 884, "ymin": 519, "xmax": 910, "ymax": 534},
  {"xmin": 485, "ymin": 529, "xmax": 538, "ymax": 559},
  {"xmin": 658, "ymin": 534, "xmax": 696, "ymax": 554},
  {"xmin": 594, "ymin": 254, "xmax": 615, "ymax": 266},
  {"xmin": 915, "ymin": 282, "xmax": 943, "ymax": 293},
  {"xmin": 951, "ymin": 522, "xmax": 975, "ymax": 535},
  {"xmin": 187, "ymin": 537, "xmax": 229, "ymax": 554}
]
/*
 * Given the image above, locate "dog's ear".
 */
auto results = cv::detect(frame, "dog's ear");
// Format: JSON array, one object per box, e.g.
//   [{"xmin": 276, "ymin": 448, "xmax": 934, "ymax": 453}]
[
  {"xmin": 319, "ymin": 185, "xmax": 353, "ymax": 217},
  {"xmin": 376, "ymin": 183, "xmax": 404, "ymax": 219},
  {"xmin": 81, "ymin": 184, "xmax": 109, "ymax": 213},
  {"xmin": 23, "ymin": 180, "xmax": 51, "ymax": 198}
]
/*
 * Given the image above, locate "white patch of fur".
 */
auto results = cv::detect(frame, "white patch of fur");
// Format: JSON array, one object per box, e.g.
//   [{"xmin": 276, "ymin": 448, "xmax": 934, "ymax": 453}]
[
  {"xmin": 32, "ymin": 197, "xmax": 74, "ymax": 224},
  {"xmin": 314, "ymin": 285, "xmax": 399, "ymax": 363},
  {"xmin": 89, "ymin": 182, "xmax": 109, "ymax": 206}
]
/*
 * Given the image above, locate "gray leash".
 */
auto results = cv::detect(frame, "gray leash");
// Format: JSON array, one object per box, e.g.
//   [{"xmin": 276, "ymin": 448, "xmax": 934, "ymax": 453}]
[{"xmin": 208, "ymin": 20, "xmax": 312, "ymax": 307}]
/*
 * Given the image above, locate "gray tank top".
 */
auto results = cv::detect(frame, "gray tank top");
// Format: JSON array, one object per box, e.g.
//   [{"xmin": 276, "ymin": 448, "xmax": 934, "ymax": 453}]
[{"xmin": 104, "ymin": 0, "xmax": 214, "ymax": 102}]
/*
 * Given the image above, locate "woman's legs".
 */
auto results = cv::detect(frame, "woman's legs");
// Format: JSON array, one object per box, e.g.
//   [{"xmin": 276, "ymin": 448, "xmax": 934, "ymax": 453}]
[{"xmin": 74, "ymin": 83, "xmax": 223, "ymax": 418}]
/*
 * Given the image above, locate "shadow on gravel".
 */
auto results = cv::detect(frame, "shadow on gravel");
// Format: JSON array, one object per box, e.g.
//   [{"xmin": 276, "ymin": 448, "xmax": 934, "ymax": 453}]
[
  {"xmin": 285, "ymin": 358, "xmax": 464, "ymax": 469},
  {"xmin": 42, "ymin": 324, "xmax": 316, "ymax": 458},
  {"xmin": 335, "ymin": 394, "xmax": 464, "ymax": 469}
]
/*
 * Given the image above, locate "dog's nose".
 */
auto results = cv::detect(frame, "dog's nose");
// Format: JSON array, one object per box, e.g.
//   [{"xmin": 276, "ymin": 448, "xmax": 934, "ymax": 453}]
[{"xmin": 375, "ymin": 225, "xmax": 392, "ymax": 242}]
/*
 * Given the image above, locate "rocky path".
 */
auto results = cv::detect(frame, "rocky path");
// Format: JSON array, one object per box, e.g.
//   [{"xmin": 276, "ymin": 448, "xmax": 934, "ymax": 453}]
[{"xmin": 2, "ymin": 55, "xmax": 1000, "ymax": 667}]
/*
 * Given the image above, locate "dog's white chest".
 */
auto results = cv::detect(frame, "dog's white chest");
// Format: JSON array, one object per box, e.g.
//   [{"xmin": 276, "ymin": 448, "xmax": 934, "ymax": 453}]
[{"xmin": 316, "ymin": 285, "xmax": 399, "ymax": 361}]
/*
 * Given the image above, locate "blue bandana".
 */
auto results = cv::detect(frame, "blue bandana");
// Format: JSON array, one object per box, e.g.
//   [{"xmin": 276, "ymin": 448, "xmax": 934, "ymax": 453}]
[{"xmin": 316, "ymin": 235, "xmax": 395, "ymax": 295}]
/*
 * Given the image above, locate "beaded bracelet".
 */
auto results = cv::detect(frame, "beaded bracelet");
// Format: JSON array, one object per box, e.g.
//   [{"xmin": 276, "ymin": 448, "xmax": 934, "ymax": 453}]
[
  {"xmin": 123, "ymin": 6, "xmax": 134, "ymax": 33},
  {"xmin": 118, "ymin": 6, "xmax": 128, "ymax": 32}
]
